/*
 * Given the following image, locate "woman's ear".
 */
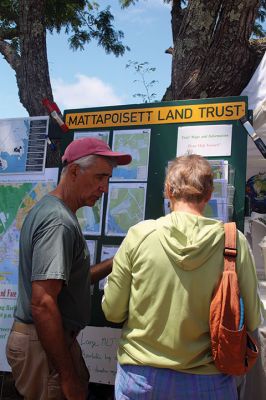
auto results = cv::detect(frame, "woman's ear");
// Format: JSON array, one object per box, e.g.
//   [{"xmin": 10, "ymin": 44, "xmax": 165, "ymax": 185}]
[
  {"xmin": 165, "ymin": 183, "xmax": 172, "ymax": 200},
  {"xmin": 205, "ymin": 189, "xmax": 213, "ymax": 203}
]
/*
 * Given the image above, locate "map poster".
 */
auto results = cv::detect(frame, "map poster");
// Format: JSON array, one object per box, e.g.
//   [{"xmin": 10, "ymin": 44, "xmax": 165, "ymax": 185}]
[
  {"xmin": 86, "ymin": 240, "xmax": 97, "ymax": 265},
  {"xmin": 0, "ymin": 168, "xmax": 58, "ymax": 371},
  {"xmin": 77, "ymin": 197, "xmax": 104, "ymax": 236},
  {"xmin": 99, "ymin": 245, "xmax": 119, "ymax": 291},
  {"xmin": 111, "ymin": 129, "xmax": 151, "ymax": 181},
  {"xmin": 86, "ymin": 240, "xmax": 97, "ymax": 294},
  {"xmin": 74, "ymin": 130, "xmax": 109, "ymax": 143},
  {"xmin": 0, "ymin": 116, "xmax": 49, "ymax": 174},
  {"xmin": 105, "ymin": 182, "xmax": 147, "ymax": 237}
]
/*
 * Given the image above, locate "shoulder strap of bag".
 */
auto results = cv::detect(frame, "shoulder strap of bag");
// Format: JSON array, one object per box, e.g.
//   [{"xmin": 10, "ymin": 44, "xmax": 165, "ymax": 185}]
[{"xmin": 224, "ymin": 222, "xmax": 237, "ymax": 272}]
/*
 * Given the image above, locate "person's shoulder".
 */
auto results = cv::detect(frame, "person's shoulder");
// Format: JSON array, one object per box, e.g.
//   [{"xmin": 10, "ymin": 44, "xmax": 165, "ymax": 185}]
[
  {"xmin": 127, "ymin": 215, "xmax": 172, "ymax": 242},
  {"xmin": 236, "ymin": 228, "xmax": 249, "ymax": 246},
  {"xmin": 27, "ymin": 195, "xmax": 76, "ymax": 231},
  {"xmin": 129, "ymin": 219, "xmax": 157, "ymax": 234},
  {"xmin": 123, "ymin": 219, "xmax": 157, "ymax": 246}
]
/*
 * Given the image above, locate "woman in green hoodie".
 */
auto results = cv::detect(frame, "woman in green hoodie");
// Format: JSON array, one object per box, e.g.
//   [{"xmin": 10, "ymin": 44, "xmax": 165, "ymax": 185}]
[{"xmin": 102, "ymin": 154, "xmax": 262, "ymax": 400}]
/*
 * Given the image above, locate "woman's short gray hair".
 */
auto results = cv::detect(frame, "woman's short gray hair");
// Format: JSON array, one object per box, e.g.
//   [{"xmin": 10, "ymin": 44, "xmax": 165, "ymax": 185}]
[{"xmin": 164, "ymin": 154, "xmax": 213, "ymax": 203}]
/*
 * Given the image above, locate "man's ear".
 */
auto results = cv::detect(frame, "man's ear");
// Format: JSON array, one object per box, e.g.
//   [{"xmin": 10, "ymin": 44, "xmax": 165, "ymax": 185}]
[{"xmin": 67, "ymin": 163, "xmax": 80, "ymax": 181}]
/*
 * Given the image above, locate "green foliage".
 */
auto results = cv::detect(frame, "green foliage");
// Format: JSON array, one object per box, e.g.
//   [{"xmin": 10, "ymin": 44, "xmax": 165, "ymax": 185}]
[
  {"xmin": 254, "ymin": 0, "xmax": 266, "ymax": 37},
  {"xmin": 0, "ymin": 0, "xmax": 129, "ymax": 56},
  {"xmin": 119, "ymin": 0, "xmax": 184, "ymax": 8},
  {"xmin": 126, "ymin": 60, "xmax": 158, "ymax": 103}
]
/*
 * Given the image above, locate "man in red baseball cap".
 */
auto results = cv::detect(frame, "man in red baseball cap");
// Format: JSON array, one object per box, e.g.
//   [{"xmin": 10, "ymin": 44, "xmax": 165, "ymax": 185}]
[{"xmin": 6, "ymin": 138, "xmax": 132, "ymax": 400}]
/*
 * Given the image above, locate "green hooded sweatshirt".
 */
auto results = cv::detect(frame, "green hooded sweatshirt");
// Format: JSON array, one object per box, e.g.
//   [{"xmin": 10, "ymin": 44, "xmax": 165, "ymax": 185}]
[{"xmin": 102, "ymin": 212, "xmax": 262, "ymax": 374}]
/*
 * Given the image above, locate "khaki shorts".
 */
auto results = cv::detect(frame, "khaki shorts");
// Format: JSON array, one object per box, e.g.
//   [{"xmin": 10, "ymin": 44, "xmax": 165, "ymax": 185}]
[{"xmin": 6, "ymin": 322, "xmax": 89, "ymax": 400}]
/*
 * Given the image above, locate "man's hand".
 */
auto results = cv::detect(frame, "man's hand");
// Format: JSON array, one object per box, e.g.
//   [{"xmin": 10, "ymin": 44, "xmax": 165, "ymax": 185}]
[
  {"xmin": 61, "ymin": 372, "xmax": 87, "ymax": 400},
  {"xmin": 90, "ymin": 257, "xmax": 113, "ymax": 284}
]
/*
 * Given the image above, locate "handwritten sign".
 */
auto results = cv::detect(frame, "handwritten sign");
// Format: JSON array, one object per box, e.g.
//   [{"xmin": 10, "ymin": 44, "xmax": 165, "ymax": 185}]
[
  {"xmin": 0, "ymin": 284, "xmax": 17, "ymax": 371},
  {"xmin": 176, "ymin": 124, "xmax": 232, "ymax": 157},
  {"xmin": 77, "ymin": 326, "xmax": 121, "ymax": 385}
]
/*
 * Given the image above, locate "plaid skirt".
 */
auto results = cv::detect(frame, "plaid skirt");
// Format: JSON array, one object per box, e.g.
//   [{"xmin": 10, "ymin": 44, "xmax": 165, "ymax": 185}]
[{"xmin": 115, "ymin": 363, "xmax": 237, "ymax": 400}]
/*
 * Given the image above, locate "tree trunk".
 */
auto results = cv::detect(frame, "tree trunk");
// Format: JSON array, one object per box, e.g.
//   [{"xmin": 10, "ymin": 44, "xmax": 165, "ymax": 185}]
[
  {"xmin": 168, "ymin": 0, "xmax": 261, "ymax": 100},
  {"xmin": 17, "ymin": 0, "xmax": 53, "ymax": 115}
]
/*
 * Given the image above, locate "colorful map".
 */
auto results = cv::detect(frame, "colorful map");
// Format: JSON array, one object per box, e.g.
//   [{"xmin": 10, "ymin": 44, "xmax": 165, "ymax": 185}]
[
  {"xmin": 111, "ymin": 129, "xmax": 150, "ymax": 181},
  {"xmin": 105, "ymin": 183, "xmax": 146, "ymax": 236},
  {"xmin": 77, "ymin": 198, "xmax": 104, "ymax": 235},
  {"xmin": 0, "ymin": 170, "xmax": 58, "ymax": 284}
]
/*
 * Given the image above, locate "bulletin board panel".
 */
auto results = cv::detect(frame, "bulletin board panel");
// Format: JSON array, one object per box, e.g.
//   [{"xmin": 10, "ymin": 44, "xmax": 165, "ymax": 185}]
[{"xmin": 63, "ymin": 96, "xmax": 249, "ymax": 327}]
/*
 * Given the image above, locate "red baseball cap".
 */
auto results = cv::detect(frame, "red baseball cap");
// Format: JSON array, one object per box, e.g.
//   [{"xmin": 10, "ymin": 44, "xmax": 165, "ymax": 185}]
[{"xmin": 62, "ymin": 137, "xmax": 132, "ymax": 166}]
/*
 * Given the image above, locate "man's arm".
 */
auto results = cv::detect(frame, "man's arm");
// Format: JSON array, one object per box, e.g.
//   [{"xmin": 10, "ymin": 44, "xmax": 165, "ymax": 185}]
[
  {"xmin": 90, "ymin": 257, "xmax": 113, "ymax": 284},
  {"xmin": 31, "ymin": 280, "xmax": 87, "ymax": 400}
]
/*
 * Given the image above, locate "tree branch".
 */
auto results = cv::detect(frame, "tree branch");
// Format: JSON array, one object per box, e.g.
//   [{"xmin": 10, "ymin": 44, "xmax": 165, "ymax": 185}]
[
  {"xmin": 250, "ymin": 37, "xmax": 266, "ymax": 64},
  {"xmin": 0, "ymin": 27, "xmax": 19, "ymax": 40},
  {"xmin": 0, "ymin": 39, "xmax": 20, "ymax": 72}
]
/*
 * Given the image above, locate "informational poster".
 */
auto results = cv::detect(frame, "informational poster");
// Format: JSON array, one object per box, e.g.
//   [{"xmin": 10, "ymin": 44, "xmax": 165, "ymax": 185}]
[
  {"xmin": 111, "ymin": 129, "xmax": 150, "ymax": 181},
  {"xmin": 0, "ymin": 116, "xmax": 49, "ymax": 174},
  {"xmin": 0, "ymin": 168, "xmax": 59, "ymax": 371},
  {"xmin": 99, "ymin": 245, "xmax": 119, "ymax": 291},
  {"xmin": 77, "ymin": 326, "xmax": 121, "ymax": 385},
  {"xmin": 176, "ymin": 124, "xmax": 232, "ymax": 157},
  {"xmin": 105, "ymin": 182, "xmax": 147, "ymax": 237}
]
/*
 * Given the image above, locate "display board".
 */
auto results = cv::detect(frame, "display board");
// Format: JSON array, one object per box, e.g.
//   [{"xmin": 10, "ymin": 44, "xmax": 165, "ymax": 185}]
[{"xmin": 63, "ymin": 96, "xmax": 249, "ymax": 327}]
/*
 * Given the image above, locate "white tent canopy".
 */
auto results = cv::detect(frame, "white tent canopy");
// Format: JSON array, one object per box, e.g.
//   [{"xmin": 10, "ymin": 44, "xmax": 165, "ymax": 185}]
[{"xmin": 241, "ymin": 52, "xmax": 266, "ymax": 178}]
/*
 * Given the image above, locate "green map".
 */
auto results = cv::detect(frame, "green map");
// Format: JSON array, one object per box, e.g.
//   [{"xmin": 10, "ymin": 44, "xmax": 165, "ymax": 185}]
[
  {"xmin": 112, "ymin": 129, "xmax": 150, "ymax": 181},
  {"xmin": 77, "ymin": 198, "xmax": 103, "ymax": 235},
  {"xmin": 105, "ymin": 183, "xmax": 146, "ymax": 236}
]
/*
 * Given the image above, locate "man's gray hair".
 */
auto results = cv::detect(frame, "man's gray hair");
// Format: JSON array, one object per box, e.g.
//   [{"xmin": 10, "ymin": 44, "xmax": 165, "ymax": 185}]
[{"xmin": 61, "ymin": 154, "xmax": 117, "ymax": 177}]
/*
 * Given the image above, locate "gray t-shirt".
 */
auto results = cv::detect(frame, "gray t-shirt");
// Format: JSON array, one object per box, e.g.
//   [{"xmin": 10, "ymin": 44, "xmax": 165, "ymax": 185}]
[{"xmin": 14, "ymin": 194, "xmax": 91, "ymax": 331}]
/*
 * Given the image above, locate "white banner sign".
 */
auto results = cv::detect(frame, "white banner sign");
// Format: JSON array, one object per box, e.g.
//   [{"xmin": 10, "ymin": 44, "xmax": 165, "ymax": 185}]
[{"xmin": 176, "ymin": 124, "xmax": 232, "ymax": 156}]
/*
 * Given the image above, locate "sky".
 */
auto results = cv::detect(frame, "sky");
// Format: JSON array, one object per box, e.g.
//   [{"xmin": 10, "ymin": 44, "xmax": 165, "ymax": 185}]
[{"xmin": 0, "ymin": 0, "xmax": 172, "ymax": 119}]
